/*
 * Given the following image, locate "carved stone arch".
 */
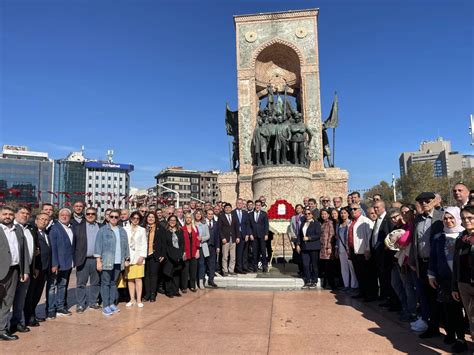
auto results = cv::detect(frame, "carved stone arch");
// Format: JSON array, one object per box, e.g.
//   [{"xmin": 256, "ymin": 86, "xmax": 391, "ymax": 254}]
[{"xmin": 251, "ymin": 39, "xmax": 304, "ymax": 95}]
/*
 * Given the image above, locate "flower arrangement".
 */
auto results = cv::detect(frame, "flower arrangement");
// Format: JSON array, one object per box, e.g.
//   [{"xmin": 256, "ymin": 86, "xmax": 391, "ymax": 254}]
[{"xmin": 267, "ymin": 199, "xmax": 295, "ymax": 220}]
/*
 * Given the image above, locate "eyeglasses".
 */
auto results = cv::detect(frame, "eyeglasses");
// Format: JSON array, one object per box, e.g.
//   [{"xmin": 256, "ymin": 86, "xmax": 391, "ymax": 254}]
[
  {"xmin": 322, "ymin": 200, "xmax": 330, "ymax": 202},
  {"xmin": 86, "ymin": 213, "xmax": 96, "ymax": 216},
  {"xmin": 461, "ymin": 216, "xmax": 474, "ymax": 221},
  {"xmin": 350, "ymin": 208, "xmax": 359, "ymax": 211},
  {"xmin": 109, "ymin": 216, "xmax": 119, "ymax": 219},
  {"xmin": 305, "ymin": 212, "xmax": 313, "ymax": 216},
  {"xmin": 139, "ymin": 210, "xmax": 146, "ymax": 213},
  {"xmin": 419, "ymin": 200, "xmax": 432, "ymax": 204}
]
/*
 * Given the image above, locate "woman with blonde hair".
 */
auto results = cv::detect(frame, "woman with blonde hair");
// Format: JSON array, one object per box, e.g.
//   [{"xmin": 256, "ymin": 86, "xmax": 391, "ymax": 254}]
[
  {"xmin": 124, "ymin": 211, "xmax": 147, "ymax": 308},
  {"xmin": 181, "ymin": 212, "xmax": 200, "ymax": 292}
]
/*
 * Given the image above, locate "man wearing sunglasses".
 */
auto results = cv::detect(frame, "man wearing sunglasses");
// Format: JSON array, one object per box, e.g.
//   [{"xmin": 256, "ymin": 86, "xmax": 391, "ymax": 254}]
[
  {"xmin": 408, "ymin": 192, "xmax": 444, "ymax": 337},
  {"xmin": 348, "ymin": 203, "xmax": 374, "ymax": 301},
  {"xmin": 73, "ymin": 207, "xmax": 101, "ymax": 313}
]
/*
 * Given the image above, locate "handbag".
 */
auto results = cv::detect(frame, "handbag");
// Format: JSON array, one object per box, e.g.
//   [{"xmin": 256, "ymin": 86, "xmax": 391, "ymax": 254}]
[{"xmin": 117, "ymin": 271, "xmax": 127, "ymax": 288}]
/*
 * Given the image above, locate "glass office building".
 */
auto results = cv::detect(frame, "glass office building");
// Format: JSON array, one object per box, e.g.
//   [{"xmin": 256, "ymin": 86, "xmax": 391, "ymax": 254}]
[
  {"xmin": 0, "ymin": 145, "xmax": 53, "ymax": 205},
  {"xmin": 54, "ymin": 158, "xmax": 86, "ymax": 207}
]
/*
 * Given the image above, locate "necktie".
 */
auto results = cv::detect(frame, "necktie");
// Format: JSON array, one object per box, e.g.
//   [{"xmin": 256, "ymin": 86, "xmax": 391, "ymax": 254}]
[
  {"xmin": 227, "ymin": 214, "xmax": 231, "ymax": 224},
  {"xmin": 255, "ymin": 212, "xmax": 259, "ymax": 222},
  {"xmin": 296, "ymin": 217, "xmax": 300, "ymax": 234},
  {"xmin": 238, "ymin": 210, "xmax": 242, "ymax": 223}
]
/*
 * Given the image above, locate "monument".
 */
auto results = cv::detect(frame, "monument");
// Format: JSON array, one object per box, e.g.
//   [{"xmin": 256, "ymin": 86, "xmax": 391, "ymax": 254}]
[{"xmin": 219, "ymin": 9, "xmax": 348, "ymax": 205}]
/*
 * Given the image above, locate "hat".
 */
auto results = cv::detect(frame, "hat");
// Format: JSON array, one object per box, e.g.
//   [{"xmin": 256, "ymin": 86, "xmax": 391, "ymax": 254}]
[{"xmin": 415, "ymin": 192, "xmax": 436, "ymax": 202}]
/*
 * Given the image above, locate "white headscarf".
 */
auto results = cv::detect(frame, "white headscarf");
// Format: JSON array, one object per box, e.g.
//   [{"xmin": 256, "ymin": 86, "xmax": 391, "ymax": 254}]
[{"xmin": 443, "ymin": 207, "xmax": 464, "ymax": 234}]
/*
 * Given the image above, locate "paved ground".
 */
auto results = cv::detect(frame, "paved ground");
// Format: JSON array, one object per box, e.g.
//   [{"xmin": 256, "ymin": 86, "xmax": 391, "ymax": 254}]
[{"xmin": 3, "ymin": 286, "xmax": 470, "ymax": 354}]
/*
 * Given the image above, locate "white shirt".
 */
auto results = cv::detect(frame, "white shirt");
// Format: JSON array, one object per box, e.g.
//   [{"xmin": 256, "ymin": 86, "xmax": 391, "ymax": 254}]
[
  {"xmin": 302, "ymin": 221, "xmax": 310, "ymax": 238},
  {"xmin": 372, "ymin": 212, "xmax": 386, "ymax": 248},
  {"xmin": 226, "ymin": 214, "xmax": 232, "ymax": 224},
  {"xmin": 1, "ymin": 223, "xmax": 20, "ymax": 266},
  {"xmin": 14, "ymin": 221, "xmax": 34, "ymax": 263},
  {"xmin": 254, "ymin": 211, "xmax": 260, "ymax": 222},
  {"xmin": 60, "ymin": 222, "xmax": 74, "ymax": 245}
]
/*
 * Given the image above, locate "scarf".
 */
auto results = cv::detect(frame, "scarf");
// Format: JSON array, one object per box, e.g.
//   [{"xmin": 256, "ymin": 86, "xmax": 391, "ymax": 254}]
[
  {"xmin": 443, "ymin": 207, "xmax": 464, "ymax": 234},
  {"xmin": 147, "ymin": 224, "xmax": 156, "ymax": 256},
  {"xmin": 171, "ymin": 231, "xmax": 179, "ymax": 249}
]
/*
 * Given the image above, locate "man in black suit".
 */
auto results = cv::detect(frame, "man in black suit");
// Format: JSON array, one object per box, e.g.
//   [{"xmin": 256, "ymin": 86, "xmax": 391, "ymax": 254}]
[
  {"xmin": 371, "ymin": 201, "xmax": 395, "ymax": 307},
  {"xmin": 217, "ymin": 203, "xmax": 239, "ymax": 276},
  {"xmin": 73, "ymin": 207, "xmax": 101, "ymax": 313},
  {"xmin": 24, "ymin": 213, "xmax": 50, "ymax": 327},
  {"xmin": 233, "ymin": 198, "xmax": 251, "ymax": 274},
  {"xmin": 249, "ymin": 200, "xmax": 269, "ymax": 272},
  {"xmin": 0, "ymin": 206, "xmax": 30, "ymax": 341},
  {"xmin": 205, "ymin": 209, "xmax": 219, "ymax": 288},
  {"xmin": 70, "ymin": 201, "xmax": 85, "ymax": 227}
]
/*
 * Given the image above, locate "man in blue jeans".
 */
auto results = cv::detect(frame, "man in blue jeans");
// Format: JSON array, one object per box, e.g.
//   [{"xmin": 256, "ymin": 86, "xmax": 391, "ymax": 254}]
[{"xmin": 47, "ymin": 208, "xmax": 75, "ymax": 318}]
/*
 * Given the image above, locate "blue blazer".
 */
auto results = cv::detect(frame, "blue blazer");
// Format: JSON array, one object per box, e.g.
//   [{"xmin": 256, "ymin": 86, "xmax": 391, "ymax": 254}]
[
  {"xmin": 249, "ymin": 210, "xmax": 269, "ymax": 239},
  {"xmin": 428, "ymin": 232, "xmax": 456, "ymax": 281},
  {"xmin": 232, "ymin": 209, "xmax": 250, "ymax": 237},
  {"xmin": 207, "ymin": 220, "xmax": 221, "ymax": 249},
  {"xmin": 49, "ymin": 223, "xmax": 75, "ymax": 271},
  {"xmin": 297, "ymin": 219, "xmax": 321, "ymax": 251}
]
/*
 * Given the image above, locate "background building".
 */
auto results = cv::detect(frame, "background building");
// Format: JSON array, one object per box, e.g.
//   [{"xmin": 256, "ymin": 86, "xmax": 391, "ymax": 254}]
[
  {"xmin": 54, "ymin": 150, "xmax": 86, "ymax": 207},
  {"xmin": 0, "ymin": 145, "xmax": 53, "ymax": 206},
  {"xmin": 155, "ymin": 167, "xmax": 220, "ymax": 206},
  {"xmin": 399, "ymin": 138, "xmax": 473, "ymax": 178}
]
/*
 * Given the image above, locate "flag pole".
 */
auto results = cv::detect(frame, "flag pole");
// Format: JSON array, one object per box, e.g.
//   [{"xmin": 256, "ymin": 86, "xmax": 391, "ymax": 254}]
[{"xmin": 332, "ymin": 127, "xmax": 335, "ymax": 167}]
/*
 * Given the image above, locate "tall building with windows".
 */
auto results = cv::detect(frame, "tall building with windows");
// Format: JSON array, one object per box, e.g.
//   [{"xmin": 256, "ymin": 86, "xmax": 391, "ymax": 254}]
[
  {"xmin": 155, "ymin": 167, "xmax": 220, "ymax": 206},
  {"xmin": 0, "ymin": 145, "xmax": 53, "ymax": 205},
  {"xmin": 85, "ymin": 160, "xmax": 134, "ymax": 218},
  {"xmin": 399, "ymin": 138, "xmax": 474, "ymax": 178},
  {"xmin": 54, "ymin": 151, "xmax": 86, "ymax": 207}
]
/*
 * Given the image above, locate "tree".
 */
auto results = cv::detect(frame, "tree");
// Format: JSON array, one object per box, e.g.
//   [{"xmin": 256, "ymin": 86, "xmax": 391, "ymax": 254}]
[
  {"xmin": 363, "ymin": 180, "xmax": 394, "ymax": 203},
  {"xmin": 398, "ymin": 162, "xmax": 450, "ymax": 203}
]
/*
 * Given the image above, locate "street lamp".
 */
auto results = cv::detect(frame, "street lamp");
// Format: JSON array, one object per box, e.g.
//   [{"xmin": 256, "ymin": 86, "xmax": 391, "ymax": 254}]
[
  {"xmin": 470, "ymin": 114, "xmax": 474, "ymax": 146},
  {"xmin": 156, "ymin": 183, "xmax": 180, "ymax": 208}
]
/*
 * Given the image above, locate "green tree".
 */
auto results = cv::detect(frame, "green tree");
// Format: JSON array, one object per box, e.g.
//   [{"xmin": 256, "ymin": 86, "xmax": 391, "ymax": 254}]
[
  {"xmin": 398, "ymin": 162, "xmax": 451, "ymax": 203},
  {"xmin": 363, "ymin": 180, "xmax": 394, "ymax": 203}
]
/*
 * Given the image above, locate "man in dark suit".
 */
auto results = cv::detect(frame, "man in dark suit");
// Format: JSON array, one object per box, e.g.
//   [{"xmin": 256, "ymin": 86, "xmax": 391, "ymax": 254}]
[
  {"xmin": 217, "ymin": 203, "xmax": 239, "ymax": 276},
  {"xmin": 249, "ymin": 200, "xmax": 270, "ymax": 273},
  {"xmin": 73, "ymin": 207, "xmax": 101, "ymax": 313},
  {"xmin": 408, "ymin": 192, "xmax": 444, "ymax": 338},
  {"xmin": 70, "ymin": 201, "xmax": 85, "ymax": 227},
  {"xmin": 205, "ymin": 209, "xmax": 219, "ymax": 288},
  {"xmin": 0, "ymin": 206, "xmax": 30, "ymax": 341},
  {"xmin": 233, "ymin": 198, "xmax": 251, "ymax": 274},
  {"xmin": 370, "ymin": 201, "xmax": 395, "ymax": 307},
  {"xmin": 23, "ymin": 213, "xmax": 50, "ymax": 327},
  {"xmin": 47, "ymin": 208, "xmax": 75, "ymax": 318}
]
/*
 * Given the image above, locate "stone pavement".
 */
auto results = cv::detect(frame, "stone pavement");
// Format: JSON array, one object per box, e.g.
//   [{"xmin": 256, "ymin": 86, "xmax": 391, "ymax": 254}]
[{"xmin": 2, "ymin": 287, "xmax": 468, "ymax": 354}]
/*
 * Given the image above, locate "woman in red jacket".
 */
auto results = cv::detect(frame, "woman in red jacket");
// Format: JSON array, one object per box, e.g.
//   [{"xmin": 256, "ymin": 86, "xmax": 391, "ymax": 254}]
[{"xmin": 181, "ymin": 213, "xmax": 200, "ymax": 292}]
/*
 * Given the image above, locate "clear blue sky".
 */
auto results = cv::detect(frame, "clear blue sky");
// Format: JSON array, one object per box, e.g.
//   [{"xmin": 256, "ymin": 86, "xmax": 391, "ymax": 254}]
[{"xmin": 1, "ymin": 0, "xmax": 472, "ymax": 190}]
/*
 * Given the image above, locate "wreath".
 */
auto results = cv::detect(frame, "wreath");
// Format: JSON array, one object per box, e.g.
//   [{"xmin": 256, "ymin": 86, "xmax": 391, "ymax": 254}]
[{"xmin": 267, "ymin": 199, "xmax": 295, "ymax": 221}]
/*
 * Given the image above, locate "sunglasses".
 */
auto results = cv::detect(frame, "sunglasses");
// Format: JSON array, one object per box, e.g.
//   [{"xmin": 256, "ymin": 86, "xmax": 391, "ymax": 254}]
[
  {"xmin": 350, "ymin": 208, "xmax": 359, "ymax": 211},
  {"xmin": 322, "ymin": 200, "xmax": 330, "ymax": 202},
  {"xmin": 305, "ymin": 212, "xmax": 313, "ymax": 215},
  {"xmin": 139, "ymin": 210, "xmax": 146, "ymax": 213},
  {"xmin": 86, "ymin": 213, "xmax": 96, "ymax": 216},
  {"xmin": 109, "ymin": 216, "xmax": 119, "ymax": 219}
]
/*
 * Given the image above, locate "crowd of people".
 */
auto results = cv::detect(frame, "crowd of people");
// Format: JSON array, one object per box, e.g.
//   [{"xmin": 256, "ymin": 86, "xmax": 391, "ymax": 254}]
[{"xmin": 0, "ymin": 184, "xmax": 474, "ymax": 353}]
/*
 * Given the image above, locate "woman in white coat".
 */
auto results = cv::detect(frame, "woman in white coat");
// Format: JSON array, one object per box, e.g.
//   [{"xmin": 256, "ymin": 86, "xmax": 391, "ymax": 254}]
[{"xmin": 124, "ymin": 211, "xmax": 147, "ymax": 308}]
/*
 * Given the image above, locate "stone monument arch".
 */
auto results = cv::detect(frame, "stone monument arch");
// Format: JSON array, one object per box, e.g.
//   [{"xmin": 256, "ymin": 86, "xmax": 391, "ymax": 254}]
[{"xmin": 219, "ymin": 9, "xmax": 348, "ymax": 206}]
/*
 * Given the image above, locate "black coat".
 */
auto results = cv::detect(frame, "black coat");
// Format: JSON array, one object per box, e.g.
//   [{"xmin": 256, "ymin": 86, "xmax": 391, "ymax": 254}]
[
  {"xmin": 159, "ymin": 228, "xmax": 184, "ymax": 277},
  {"xmin": 73, "ymin": 220, "xmax": 101, "ymax": 268},
  {"xmin": 206, "ymin": 219, "xmax": 220, "ymax": 249},
  {"xmin": 217, "ymin": 213, "xmax": 239, "ymax": 242},
  {"xmin": 297, "ymin": 219, "xmax": 321, "ymax": 251},
  {"xmin": 31, "ymin": 227, "xmax": 51, "ymax": 272}
]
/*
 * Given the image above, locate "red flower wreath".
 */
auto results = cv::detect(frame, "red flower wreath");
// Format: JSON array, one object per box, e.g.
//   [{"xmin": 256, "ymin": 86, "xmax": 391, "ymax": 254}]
[{"xmin": 267, "ymin": 199, "xmax": 295, "ymax": 220}]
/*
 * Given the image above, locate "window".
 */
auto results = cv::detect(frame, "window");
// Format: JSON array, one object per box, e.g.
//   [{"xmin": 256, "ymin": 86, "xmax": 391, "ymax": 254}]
[
  {"xmin": 191, "ymin": 178, "xmax": 198, "ymax": 183},
  {"xmin": 102, "ymin": 184, "xmax": 105, "ymax": 188},
  {"xmin": 102, "ymin": 176, "xmax": 105, "ymax": 180},
  {"xmin": 107, "ymin": 184, "xmax": 111, "ymax": 188},
  {"xmin": 120, "ymin": 177, "xmax": 123, "ymax": 181},
  {"xmin": 95, "ymin": 184, "xmax": 99, "ymax": 188},
  {"xmin": 88, "ymin": 184, "xmax": 92, "ymax": 188},
  {"xmin": 108, "ymin": 176, "xmax": 111, "ymax": 180},
  {"xmin": 114, "ymin": 177, "xmax": 117, "ymax": 181}
]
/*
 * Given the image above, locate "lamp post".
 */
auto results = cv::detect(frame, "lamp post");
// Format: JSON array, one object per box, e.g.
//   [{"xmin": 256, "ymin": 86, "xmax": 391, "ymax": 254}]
[
  {"xmin": 470, "ymin": 114, "xmax": 474, "ymax": 146},
  {"xmin": 156, "ymin": 183, "xmax": 180, "ymax": 208}
]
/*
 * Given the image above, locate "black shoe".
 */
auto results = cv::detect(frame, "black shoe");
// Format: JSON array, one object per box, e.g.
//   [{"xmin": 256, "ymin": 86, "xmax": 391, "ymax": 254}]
[
  {"xmin": 157, "ymin": 287, "xmax": 166, "ymax": 295},
  {"xmin": 76, "ymin": 306, "xmax": 86, "ymax": 314},
  {"xmin": 190, "ymin": 288, "xmax": 197, "ymax": 292},
  {"xmin": 451, "ymin": 339, "xmax": 468, "ymax": 353},
  {"xmin": 149, "ymin": 293, "xmax": 156, "ymax": 302},
  {"xmin": 143, "ymin": 294, "xmax": 150, "ymax": 302},
  {"xmin": 27, "ymin": 320, "xmax": 40, "ymax": 327},
  {"xmin": 56, "ymin": 309, "xmax": 72, "ymax": 317},
  {"xmin": 89, "ymin": 303, "xmax": 101, "ymax": 310},
  {"xmin": 222, "ymin": 272, "xmax": 228, "ymax": 277},
  {"xmin": 181, "ymin": 289, "xmax": 188, "ymax": 294},
  {"xmin": 262, "ymin": 268, "xmax": 268, "ymax": 273},
  {"xmin": 10, "ymin": 324, "xmax": 30, "ymax": 334},
  {"xmin": 229, "ymin": 272, "xmax": 237, "ymax": 276},
  {"xmin": 388, "ymin": 305, "xmax": 402, "ymax": 312},
  {"xmin": 0, "ymin": 333, "xmax": 19, "ymax": 341},
  {"xmin": 175, "ymin": 293, "xmax": 182, "ymax": 297},
  {"xmin": 166, "ymin": 294, "xmax": 174, "ymax": 298},
  {"xmin": 443, "ymin": 334, "xmax": 456, "ymax": 345},
  {"xmin": 378, "ymin": 302, "xmax": 391, "ymax": 308},
  {"xmin": 207, "ymin": 281, "xmax": 218, "ymax": 288},
  {"xmin": 46, "ymin": 312, "xmax": 56, "ymax": 320},
  {"xmin": 419, "ymin": 329, "xmax": 441, "ymax": 339},
  {"xmin": 363, "ymin": 297, "xmax": 377, "ymax": 302},
  {"xmin": 36, "ymin": 317, "xmax": 46, "ymax": 322}
]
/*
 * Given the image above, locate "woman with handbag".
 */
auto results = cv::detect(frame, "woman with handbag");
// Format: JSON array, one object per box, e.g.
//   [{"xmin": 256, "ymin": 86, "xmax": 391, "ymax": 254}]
[{"xmin": 124, "ymin": 211, "xmax": 147, "ymax": 308}]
